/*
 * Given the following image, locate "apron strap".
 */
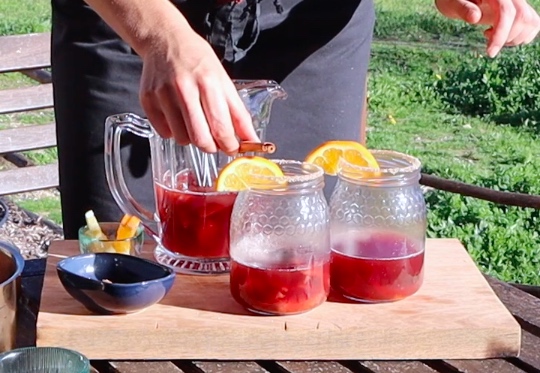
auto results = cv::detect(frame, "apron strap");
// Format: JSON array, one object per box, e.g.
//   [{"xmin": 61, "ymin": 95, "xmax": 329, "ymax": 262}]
[{"xmin": 204, "ymin": 0, "xmax": 284, "ymax": 63}]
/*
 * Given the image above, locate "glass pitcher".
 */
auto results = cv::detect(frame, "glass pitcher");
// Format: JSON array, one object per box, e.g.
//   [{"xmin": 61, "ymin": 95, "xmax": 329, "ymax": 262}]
[
  {"xmin": 229, "ymin": 160, "xmax": 331, "ymax": 315},
  {"xmin": 328, "ymin": 150, "xmax": 427, "ymax": 303},
  {"xmin": 104, "ymin": 80, "xmax": 287, "ymax": 275}
]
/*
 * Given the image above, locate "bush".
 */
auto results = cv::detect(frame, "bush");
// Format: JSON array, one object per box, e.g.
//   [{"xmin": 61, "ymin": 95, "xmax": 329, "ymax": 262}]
[
  {"xmin": 433, "ymin": 45, "xmax": 540, "ymax": 131},
  {"xmin": 419, "ymin": 141, "xmax": 540, "ymax": 284},
  {"xmin": 426, "ymin": 190, "xmax": 540, "ymax": 284}
]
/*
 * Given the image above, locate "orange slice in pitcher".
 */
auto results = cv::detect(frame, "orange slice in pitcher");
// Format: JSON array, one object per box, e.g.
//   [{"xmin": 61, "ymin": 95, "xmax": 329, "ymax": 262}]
[
  {"xmin": 216, "ymin": 156, "xmax": 285, "ymax": 192},
  {"xmin": 113, "ymin": 214, "xmax": 141, "ymax": 255},
  {"xmin": 305, "ymin": 140, "xmax": 380, "ymax": 176}
]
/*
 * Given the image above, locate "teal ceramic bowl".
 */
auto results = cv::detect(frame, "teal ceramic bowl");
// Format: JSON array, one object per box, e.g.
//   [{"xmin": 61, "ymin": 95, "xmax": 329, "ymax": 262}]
[{"xmin": 0, "ymin": 346, "xmax": 89, "ymax": 373}]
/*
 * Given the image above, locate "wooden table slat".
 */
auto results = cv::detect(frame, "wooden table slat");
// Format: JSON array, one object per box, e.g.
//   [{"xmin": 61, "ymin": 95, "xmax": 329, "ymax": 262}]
[
  {"xmin": 108, "ymin": 361, "xmax": 186, "ymax": 373},
  {"xmin": 360, "ymin": 361, "xmax": 441, "ymax": 373},
  {"xmin": 487, "ymin": 277, "xmax": 540, "ymax": 328},
  {"xmin": 442, "ymin": 359, "xmax": 526, "ymax": 373},
  {"xmin": 514, "ymin": 330, "xmax": 540, "ymax": 369},
  {"xmin": 192, "ymin": 361, "xmax": 269, "ymax": 373},
  {"xmin": 276, "ymin": 361, "xmax": 356, "ymax": 373}
]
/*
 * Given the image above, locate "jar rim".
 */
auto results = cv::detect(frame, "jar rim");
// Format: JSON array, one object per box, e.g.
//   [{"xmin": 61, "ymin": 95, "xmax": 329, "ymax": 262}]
[
  {"xmin": 338, "ymin": 149, "xmax": 421, "ymax": 176},
  {"xmin": 248, "ymin": 159, "xmax": 324, "ymax": 187}
]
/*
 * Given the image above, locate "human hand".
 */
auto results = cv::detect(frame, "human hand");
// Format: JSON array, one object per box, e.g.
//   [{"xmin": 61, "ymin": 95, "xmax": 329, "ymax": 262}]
[
  {"xmin": 435, "ymin": 0, "xmax": 540, "ymax": 57},
  {"xmin": 138, "ymin": 28, "xmax": 258, "ymax": 154}
]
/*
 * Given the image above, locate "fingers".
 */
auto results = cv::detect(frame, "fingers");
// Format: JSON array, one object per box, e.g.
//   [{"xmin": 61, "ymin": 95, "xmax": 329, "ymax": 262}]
[
  {"xmin": 506, "ymin": 2, "xmax": 540, "ymax": 45},
  {"xmin": 142, "ymin": 77, "xmax": 258, "ymax": 154},
  {"xmin": 140, "ymin": 90, "xmax": 173, "ymax": 140},
  {"xmin": 484, "ymin": 0, "xmax": 516, "ymax": 57},
  {"xmin": 482, "ymin": 0, "xmax": 540, "ymax": 57},
  {"xmin": 224, "ymin": 81, "xmax": 260, "ymax": 144},
  {"xmin": 176, "ymin": 78, "xmax": 218, "ymax": 154},
  {"xmin": 156, "ymin": 85, "xmax": 190, "ymax": 146},
  {"xmin": 199, "ymin": 77, "xmax": 240, "ymax": 155},
  {"xmin": 435, "ymin": 0, "xmax": 482, "ymax": 23}
]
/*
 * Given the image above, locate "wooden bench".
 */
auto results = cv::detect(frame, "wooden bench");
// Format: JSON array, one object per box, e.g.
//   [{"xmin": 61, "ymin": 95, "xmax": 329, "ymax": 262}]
[{"xmin": 0, "ymin": 32, "xmax": 58, "ymax": 196}]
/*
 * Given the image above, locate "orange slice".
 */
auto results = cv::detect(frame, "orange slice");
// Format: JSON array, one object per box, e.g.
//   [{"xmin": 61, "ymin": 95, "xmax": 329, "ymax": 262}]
[
  {"xmin": 215, "ymin": 156, "xmax": 285, "ymax": 192},
  {"xmin": 305, "ymin": 140, "xmax": 379, "ymax": 176},
  {"xmin": 113, "ymin": 214, "xmax": 141, "ymax": 255}
]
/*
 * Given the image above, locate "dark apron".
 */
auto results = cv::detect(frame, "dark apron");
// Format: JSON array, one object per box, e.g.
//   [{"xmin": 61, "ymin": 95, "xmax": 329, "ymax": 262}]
[{"xmin": 51, "ymin": 0, "xmax": 375, "ymax": 238}]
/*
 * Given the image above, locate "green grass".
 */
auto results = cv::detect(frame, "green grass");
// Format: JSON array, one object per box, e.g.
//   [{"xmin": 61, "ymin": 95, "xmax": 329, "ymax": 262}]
[
  {"xmin": 3, "ymin": 0, "xmax": 540, "ymax": 284},
  {"xmin": 17, "ymin": 197, "xmax": 62, "ymax": 225},
  {"xmin": 0, "ymin": 0, "xmax": 50, "ymax": 36}
]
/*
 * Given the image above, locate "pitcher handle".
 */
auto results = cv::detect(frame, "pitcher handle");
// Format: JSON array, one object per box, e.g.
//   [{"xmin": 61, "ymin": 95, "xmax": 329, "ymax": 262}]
[{"xmin": 104, "ymin": 113, "xmax": 157, "ymax": 236}]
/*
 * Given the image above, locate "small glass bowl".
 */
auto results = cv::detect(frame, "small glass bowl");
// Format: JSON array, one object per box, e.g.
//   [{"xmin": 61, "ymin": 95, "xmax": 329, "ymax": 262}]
[
  {"xmin": 0, "ymin": 346, "xmax": 89, "ymax": 373},
  {"xmin": 78, "ymin": 222, "xmax": 144, "ymax": 256}
]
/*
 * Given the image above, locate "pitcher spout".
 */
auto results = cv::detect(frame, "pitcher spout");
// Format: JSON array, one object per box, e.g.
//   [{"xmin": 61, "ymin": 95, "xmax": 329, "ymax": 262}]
[{"xmin": 235, "ymin": 80, "xmax": 287, "ymax": 141}]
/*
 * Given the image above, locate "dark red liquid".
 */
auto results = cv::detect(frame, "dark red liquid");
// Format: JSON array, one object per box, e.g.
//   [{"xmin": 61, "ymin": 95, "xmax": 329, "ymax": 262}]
[
  {"xmin": 230, "ymin": 260, "xmax": 330, "ymax": 315},
  {"xmin": 330, "ymin": 232, "xmax": 424, "ymax": 302},
  {"xmin": 155, "ymin": 171, "xmax": 237, "ymax": 258}
]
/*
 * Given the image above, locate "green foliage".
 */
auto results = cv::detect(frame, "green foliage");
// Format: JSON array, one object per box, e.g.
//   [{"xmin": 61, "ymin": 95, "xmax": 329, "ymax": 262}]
[
  {"xmin": 425, "ymin": 188, "xmax": 540, "ymax": 285},
  {"xmin": 0, "ymin": 0, "xmax": 50, "ymax": 36},
  {"xmin": 434, "ymin": 45, "xmax": 540, "ymax": 131},
  {"xmin": 23, "ymin": 148, "xmax": 58, "ymax": 166},
  {"xmin": 368, "ymin": 42, "xmax": 540, "ymax": 285}
]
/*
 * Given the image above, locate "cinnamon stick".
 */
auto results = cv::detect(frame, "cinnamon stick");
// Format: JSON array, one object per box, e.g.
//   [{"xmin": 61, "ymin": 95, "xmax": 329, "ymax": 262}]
[{"xmin": 238, "ymin": 141, "xmax": 276, "ymax": 154}]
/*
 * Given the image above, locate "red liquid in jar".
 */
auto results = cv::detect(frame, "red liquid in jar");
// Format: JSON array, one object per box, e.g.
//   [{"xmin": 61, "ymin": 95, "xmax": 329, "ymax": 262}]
[
  {"xmin": 230, "ymin": 260, "xmax": 330, "ymax": 315},
  {"xmin": 155, "ymin": 171, "xmax": 237, "ymax": 258},
  {"xmin": 330, "ymin": 232, "xmax": 424, "ymax": 302}
]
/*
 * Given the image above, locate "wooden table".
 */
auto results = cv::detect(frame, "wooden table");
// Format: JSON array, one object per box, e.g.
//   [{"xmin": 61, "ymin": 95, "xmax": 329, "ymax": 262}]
[{"xmin": 17, "ymin": 252, "xmax": 540, "ymax": 373}]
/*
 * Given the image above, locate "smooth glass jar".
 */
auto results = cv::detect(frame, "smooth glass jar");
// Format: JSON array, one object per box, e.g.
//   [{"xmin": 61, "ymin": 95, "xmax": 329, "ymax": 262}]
[
  {"xmin": 329, "ymin": 150, "xmax": 427, "ymax": 303},
  {"xmin": 229, "ymin": 160, "xmax": 330, "ymax": 315}
]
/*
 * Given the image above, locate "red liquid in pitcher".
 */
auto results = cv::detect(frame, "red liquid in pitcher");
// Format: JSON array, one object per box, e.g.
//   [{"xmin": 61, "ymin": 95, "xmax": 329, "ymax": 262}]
[
  {"xmin": 230, "ymin": 260, "xmax": 330, "ymax": 315},
  {"xmin": 155, "ymin": 171, "xmax": 237, "ymax": 259},
  {"xmin": 330, "ymin": 232, "xmax": 424, "ymax": 302}
]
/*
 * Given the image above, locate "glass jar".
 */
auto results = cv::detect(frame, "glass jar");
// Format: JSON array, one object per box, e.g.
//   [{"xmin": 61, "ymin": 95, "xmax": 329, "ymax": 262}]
[
  {"xmin": 329, "ymin": 150, "xmax": 426, "ymax": 303},
  {"xmin": 229, "ymin": 160, "xmax": 330, "ymax": 315}
]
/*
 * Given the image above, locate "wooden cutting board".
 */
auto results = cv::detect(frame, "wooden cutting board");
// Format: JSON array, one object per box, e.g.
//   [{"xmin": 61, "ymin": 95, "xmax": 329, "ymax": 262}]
[{"xmin": 36, "ymin": 239, "xmax": 521, "ymax": 360}]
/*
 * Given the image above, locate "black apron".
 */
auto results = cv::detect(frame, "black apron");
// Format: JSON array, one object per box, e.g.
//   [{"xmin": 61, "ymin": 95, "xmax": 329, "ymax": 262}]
[{"xmin": 51, "ymin": 0, "xmax": 375, "ymax": 238}]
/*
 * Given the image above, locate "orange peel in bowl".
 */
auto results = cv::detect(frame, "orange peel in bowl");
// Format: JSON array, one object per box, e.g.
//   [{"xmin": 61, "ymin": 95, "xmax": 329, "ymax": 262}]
[
  {"xmin": 113, "ymin": 214, "xmax": 141, "ymax": 255},
  {"xmin": 215, "ymin": 156, "xmax": 285, "ymax": 192},
  {"xmin": 304, "ymin": 140, "xmax": 380, "ymax": 176}
]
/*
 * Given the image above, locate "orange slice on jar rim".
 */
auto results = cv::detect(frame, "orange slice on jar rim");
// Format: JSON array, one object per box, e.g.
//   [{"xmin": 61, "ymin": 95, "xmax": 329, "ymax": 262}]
[
  {"xmin": 304, "ymin": 140, "xmax": 380, "ymax": 176},
  {"xmin": 215, "ymin": 156, "xmax": 285, "ymax": 192}
]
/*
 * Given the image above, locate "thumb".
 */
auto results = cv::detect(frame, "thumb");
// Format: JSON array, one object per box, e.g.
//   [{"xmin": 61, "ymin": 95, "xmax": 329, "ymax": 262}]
[{"xmin": 435, "ymin": 0, "xmax": 483, "ymax": 24}]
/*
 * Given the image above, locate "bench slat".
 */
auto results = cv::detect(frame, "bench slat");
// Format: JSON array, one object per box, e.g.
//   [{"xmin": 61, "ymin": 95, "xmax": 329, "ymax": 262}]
[
  {"xmin": 0, "ymin": 163, "xmax": 58, "ymax": 196},
  {"xmin": 0, "ymin": 83, "xmax": 53, "ymax": 114},
  {"xmin": 0, "ymin": 33, "xmax": 51, "ymax": 73},
  {"xmin": 0, "ymin": 124, "xmax": 56, "ymax": 154}
]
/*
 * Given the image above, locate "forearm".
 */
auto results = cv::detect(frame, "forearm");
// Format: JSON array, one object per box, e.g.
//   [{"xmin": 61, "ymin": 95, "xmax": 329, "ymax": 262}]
[{"xmin": 83, "ymin": 0, "xmax": 193, "ymax": 57}]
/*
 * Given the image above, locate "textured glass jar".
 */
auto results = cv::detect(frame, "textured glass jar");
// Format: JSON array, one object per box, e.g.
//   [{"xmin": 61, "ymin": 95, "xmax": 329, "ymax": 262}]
[
  {"xmin": 329, "ymin": 150, "xmax": 426, "ymax": 303},
  {"xmin": 229, "ymin": 160, "xmax": 330, "ymax": 315}
]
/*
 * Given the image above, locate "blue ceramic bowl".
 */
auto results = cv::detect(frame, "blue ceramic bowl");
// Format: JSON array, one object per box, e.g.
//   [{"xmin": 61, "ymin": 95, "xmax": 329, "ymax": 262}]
[{"xmin": 57, "ymin": 253, "xmax": 175, "ymax": 315}]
